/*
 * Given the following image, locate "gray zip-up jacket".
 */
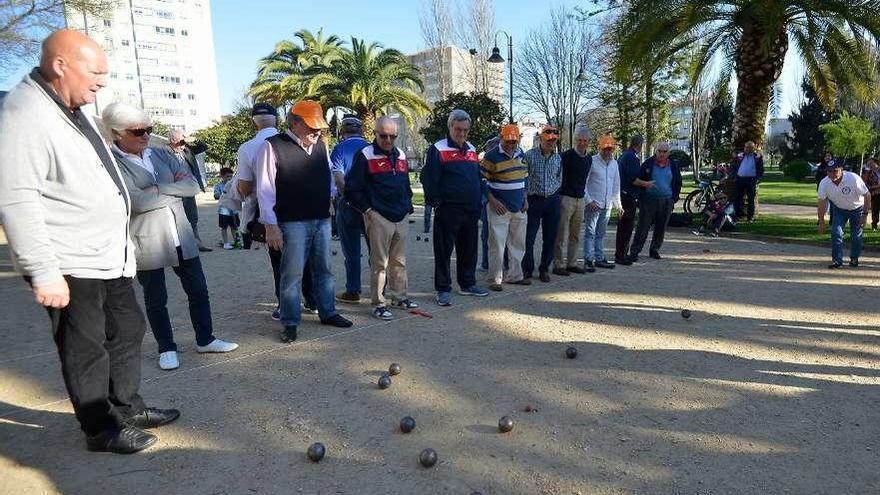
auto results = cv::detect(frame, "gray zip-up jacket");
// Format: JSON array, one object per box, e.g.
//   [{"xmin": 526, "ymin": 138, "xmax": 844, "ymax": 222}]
[{"xmin": 0, "ymin": 73, "xmax": 135, "ymax": 287}]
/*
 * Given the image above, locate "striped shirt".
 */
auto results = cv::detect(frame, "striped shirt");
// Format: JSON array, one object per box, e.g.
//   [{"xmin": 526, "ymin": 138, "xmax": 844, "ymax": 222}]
[
  {"xmin": 524, "ymin": 146, "xmax": 562, "ymax": 197},
  {"xmin": 481, "ymin": 144, "xmax": 528, "ymax": 212}
]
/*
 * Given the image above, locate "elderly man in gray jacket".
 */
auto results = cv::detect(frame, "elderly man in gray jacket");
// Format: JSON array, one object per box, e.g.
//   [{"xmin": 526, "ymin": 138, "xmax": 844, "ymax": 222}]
[
  {"xmin": 103, "ymin": 102, "xmax": 238, "ymax": 372},
  {"xmin": 0, "ymin": 30, "xmax": 177, "ymax": 454}
]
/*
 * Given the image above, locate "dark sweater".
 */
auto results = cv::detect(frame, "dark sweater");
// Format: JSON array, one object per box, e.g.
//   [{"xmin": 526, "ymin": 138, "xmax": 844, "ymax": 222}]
[
  {"xmin": 268, "ymin": 133, "xmax": 330, "ymax": 222},
  {"xmin": 420, "ymin": 136, "xmax": 482, "ymax": 212},
  {"xmin": 559, "ymin": 149, "xmax": 591, "ymax": 198},
  {"xmin": 638, "ymin": 157, "xmax": 683, "ymax": 203},
  {"xmin": 346, "ymin": 143, "xmax": 414, "ymax": 222}
]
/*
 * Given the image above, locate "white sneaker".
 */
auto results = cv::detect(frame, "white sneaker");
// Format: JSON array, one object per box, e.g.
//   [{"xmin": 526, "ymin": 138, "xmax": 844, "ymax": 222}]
[
  {"xmin": 196, "ymin": 338, "xmax": 239, "ymax": 353},
  {"xmin": 158, "ymin": 351, "xmax": 179, "ymax": 370},
  {"xmin": 223, "ymin": 243, "xmax": 233, "ymax": 250}
]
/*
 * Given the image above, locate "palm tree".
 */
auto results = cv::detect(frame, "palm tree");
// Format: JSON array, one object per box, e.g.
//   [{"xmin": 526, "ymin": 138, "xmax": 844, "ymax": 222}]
[
  {"xmin": 249, "ymin": 29, "xmax": 343, "ymax": 108},
  {"xmin": 305, "ymin": 37, "xmax": 430, "ymax": 137},
  {"xmin": 616, "ymin": 0, "xmax": 880, "ymax": 148}
]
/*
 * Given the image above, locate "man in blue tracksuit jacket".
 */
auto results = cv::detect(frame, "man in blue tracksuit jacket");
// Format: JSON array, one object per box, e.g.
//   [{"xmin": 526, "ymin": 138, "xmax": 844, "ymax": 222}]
[
  {"xmin": 346, "ymin": 117, "xmax": 419, "ymax": 320},
  {"xmin": 420, "ymin": 109, "xmax": 489, "ymax": 306}
]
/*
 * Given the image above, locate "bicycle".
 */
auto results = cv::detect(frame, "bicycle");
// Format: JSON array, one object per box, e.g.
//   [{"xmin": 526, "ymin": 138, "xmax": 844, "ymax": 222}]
[{"xmin": 684, "ymin": 173, "xmax": 720, "ymax": 215}]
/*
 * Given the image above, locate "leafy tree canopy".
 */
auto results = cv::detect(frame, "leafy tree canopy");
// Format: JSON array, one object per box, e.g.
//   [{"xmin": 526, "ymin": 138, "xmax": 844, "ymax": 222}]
[{"xmin": 419, "ymin": 92, "xmax": 506, "ymax": 149}]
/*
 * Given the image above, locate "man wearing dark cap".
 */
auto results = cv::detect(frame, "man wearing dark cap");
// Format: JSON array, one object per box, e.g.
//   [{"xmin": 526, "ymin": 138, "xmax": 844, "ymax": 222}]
[
  {"xmin": 817, "ymin": 160, "xmax": 871, "ymax": 268},
  {"xmin": 331, "ymin": 115, "xmax": 370, "ymax": 303}
]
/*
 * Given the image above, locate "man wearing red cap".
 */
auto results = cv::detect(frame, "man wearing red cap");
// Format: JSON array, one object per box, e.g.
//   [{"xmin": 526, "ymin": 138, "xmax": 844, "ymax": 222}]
[
  {"xmin": 255, "ymin": 100, "xmax": 353, "ymax": 343},
  {"xmin": 522, "ymin": 125, "xmax": 564, "ymax": 282},
  {"xmin": 480, "ymin": 124, "xmax": 530, "ymax": 290}
]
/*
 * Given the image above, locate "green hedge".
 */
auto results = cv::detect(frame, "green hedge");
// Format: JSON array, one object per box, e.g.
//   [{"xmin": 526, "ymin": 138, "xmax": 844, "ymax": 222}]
[{"xmin": 782, "ymin": 159, "xmax": 812, "ymax": 180}]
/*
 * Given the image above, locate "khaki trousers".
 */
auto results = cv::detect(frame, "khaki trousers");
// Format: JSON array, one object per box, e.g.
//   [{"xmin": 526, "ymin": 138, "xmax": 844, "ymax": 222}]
[
  {"xmin": 554, "ymin": 195, "xmax": 585, "ymax": 269},
  {"xmin": 487, "ymin": 205, "xmax": 527, "ymax": 284},
  {"xmin": 365, "ymin": 211, "xmax": 409, "ymax": 306}
]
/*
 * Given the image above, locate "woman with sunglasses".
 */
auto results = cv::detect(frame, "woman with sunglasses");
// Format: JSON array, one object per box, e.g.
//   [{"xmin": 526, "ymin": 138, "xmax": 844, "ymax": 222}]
[{"xmin": 102, "ymin": 102, "xmax": 239, "ymax": 370}]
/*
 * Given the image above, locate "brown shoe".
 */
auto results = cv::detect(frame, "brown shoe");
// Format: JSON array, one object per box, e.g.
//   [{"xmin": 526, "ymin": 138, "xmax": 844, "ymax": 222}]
[
  {"xmin": 552, "ymin": 267, "xmax": 570, "ymax": 276},
  {"xmin": 566, "ymin": 265, "xmax": 585, "ymax": 274},
  {"xmin": 488, "ymin": 283, "xmax": 503, "ymax": 292},
  {"xmin": 335, "ymin": 291, "xmax": 360, "ymax": 303}
]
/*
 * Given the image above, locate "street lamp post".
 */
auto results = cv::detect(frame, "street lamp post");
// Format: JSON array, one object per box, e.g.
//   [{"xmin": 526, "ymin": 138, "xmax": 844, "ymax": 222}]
[
  {"xmin": 488, "ymin": 30, "xmax": 514, "ymax": 124},
  {"xmin": 569, "ymin": 52, "xmax": 588, "ymax": 147}
]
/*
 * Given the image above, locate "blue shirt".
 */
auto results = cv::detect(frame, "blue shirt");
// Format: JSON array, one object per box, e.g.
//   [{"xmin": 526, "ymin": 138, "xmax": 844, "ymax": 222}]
[
  {"xmin": 647, "ymin": 164, "xmax": 673, "ymax": 199},
  {"xmin": 330, "ymin": 136, "xmax": 371, "ymax": 177},
  {"xmin": 737, "ymin": 153, "xmax": 757, "ymax": 177}
]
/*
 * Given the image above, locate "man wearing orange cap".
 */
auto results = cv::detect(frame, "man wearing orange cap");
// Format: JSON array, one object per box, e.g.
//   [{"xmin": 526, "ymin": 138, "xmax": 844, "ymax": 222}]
[
  {"xmin": 625, "ymin": 142, "xmax": 683, "ymax": 263},
  {"xmin": 583, "ymin": 135, "xmax": 623, "ymax": 270},
  {"xmin": 522, "ymin": 124, "xmax": 564, "ymax": 283},
  {"xmin": 480, "ymin": 124, "xmax": 531, "ymax": 290},
  {"xmin": 254, "ymin": 100, "xmax": 353, "ymax": 343}
]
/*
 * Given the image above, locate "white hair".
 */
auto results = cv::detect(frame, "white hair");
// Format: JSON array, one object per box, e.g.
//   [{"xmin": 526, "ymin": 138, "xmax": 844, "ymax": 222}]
[
  {"xmin": 101, "ymin": 102, "xmax": 151, "ymax": 134},
  {"xmin": 168, "ymin": 128, "xmax": 185, "ymax": 141},
  {"xmin": 375, "ymin": 116, "xmax": 398, "ymax": 131},
  {"xmin": 252, "ymin": 114, "xmax": 277, "ymax": 129},
  {"xmin": 447, "ymin": 109, "xmax": 471, "ymax": 129},
  {"xmin": 655, "ymin": 141, "xmax": 671, "ymax": 151},
  {"xmin": 575, "ymin": 127, "xmax": 592, "ymax": 140}
]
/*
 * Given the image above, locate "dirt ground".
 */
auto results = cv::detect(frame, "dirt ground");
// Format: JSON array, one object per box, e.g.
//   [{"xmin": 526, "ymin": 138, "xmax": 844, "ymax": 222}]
[{"xmin": 1, "ymin": 196, "xmax": 879, "ymax": 495}]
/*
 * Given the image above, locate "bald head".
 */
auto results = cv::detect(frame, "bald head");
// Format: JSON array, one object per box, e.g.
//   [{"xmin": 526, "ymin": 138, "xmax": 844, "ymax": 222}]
[{"xmin": 38, "ymin": 29, "xmax": 108, "ymax": 110}]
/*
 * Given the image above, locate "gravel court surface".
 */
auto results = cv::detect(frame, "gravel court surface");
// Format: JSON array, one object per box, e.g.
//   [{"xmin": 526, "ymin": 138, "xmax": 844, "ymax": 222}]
[{"xmin": 1, "ymin": 201, "xmax": 879, "ymax": 495}]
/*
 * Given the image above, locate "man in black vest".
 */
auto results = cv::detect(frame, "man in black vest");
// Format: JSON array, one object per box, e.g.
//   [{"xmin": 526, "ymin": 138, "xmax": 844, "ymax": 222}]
[{"xmin": 254, "ymin": 100, "xmax": 353, "ymax": 343}]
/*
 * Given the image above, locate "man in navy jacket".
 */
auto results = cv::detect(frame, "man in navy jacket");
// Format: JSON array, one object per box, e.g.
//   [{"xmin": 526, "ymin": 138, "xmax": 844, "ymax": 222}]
[
  {"xmin": 420, "ymin": 109, "xmax": 489, "ymax": 306},
  {"xmin": 626, "ymin": 142, "xmax": 682, "ymax": 262},
  {"xmin": 346, "ymin": 117, "xmax": 419, "ymax": 320}
]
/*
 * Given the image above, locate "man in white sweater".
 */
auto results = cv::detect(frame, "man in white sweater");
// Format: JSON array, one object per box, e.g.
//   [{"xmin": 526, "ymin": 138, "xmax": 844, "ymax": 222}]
[
  {"xmin": 0, "ymin": 30, "xmax": 177, "ymax": 454},
  {"xmin": 583, "ymin": 135, "xmax": 623, "ymax": 270}
]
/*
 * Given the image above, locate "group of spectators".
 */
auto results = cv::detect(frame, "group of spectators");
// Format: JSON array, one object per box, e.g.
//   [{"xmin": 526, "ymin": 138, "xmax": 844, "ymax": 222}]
[{"xmin": 0, "ymin": 30, "xmax": 873, "ymax": 458}]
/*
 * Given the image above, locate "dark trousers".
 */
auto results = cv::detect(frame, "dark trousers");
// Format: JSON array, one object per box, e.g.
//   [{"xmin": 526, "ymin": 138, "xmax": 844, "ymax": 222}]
[
  {"xmin": 432, "ymin": 205, "xmax": 479, "ymax": 292},
  {"xmin": 47, "ymin": 276, "xmax": 147, "ymax": 436},
  {"xmin": 423, "ymin": 204, "xmax": 432, "ymax": 233},
  {"xmin": 336, "ymin": 199, "xmax": 366, "ymax": 294},
  {"xmin": 615, "ymin": 194, "xmax": 638, "ymax": 262},
  {"xmin": 269, "ymin": 244, "xmax": 316, "ymax": 308},
  {"xmin": 523, "ymin": 193, "xmax": 562, "ymax": 276},
  {"xmin": 734, "ymin": 176, "xmax": 758, "ymax": 220},
  {"xmin": 629, "ymin": 196, "xmax": 674, "ymax": 256},
  {"xmin": 182, "ymin": 196, "xmax": 201, "ymax": 244},
  {"xmin": 871, "ymin": 195, "xmax": 880, "ymax": 228},
  {"xmin": 136, "ymin": 249, "xmax": 214, "ymax": 353}
]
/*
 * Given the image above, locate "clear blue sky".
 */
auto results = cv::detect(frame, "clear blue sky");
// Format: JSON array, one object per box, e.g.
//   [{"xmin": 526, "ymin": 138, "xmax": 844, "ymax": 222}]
[{"xmin": 1, "ymin": 0, "xmax": 801, "ymax": 117}]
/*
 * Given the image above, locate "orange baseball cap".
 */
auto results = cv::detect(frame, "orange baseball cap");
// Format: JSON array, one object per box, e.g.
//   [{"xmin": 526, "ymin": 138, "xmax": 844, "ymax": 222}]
[
  {"xmin": 500, "ymin": 124, "xmax": 521, "ymax": 141},
  {"xmin": 598, "ymin": 135, "xmax": 616, "ymax": 150},
  {"xmin": 290, "ymin": 100, "xmax": 328, "ymax": 129}
]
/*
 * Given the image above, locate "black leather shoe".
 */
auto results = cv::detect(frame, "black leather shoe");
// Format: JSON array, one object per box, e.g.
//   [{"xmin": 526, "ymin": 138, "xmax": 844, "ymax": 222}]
[
  {"xmin": 539, "ymin": 271, "xmax": 551, "ymax": 283},
  {"xmin": 281, "ymin": 326, "xmax": 297, "ymax": 343},
  {"xmin": 321, "ymin": 314, "xmax": 353, "ymax": 328},
  {"xmin": 828, "ymin": 262, "xmax": 843, "ymax": 269},
  {"xmin": 127, "ymin": 407, "xmax": 180, "ymax": 429},
  {"xmin": 649, "ymin": 251, "xmax": 662, "ymax": 260},
  {"xmin": 585, "ymin": 261, "xmax": 596, "ymax": 273},
  {"xmin": 566, "ymin": 265, "xmax": 585, "ymax": 274},
  {"xmin": 850, "ymin": 259, "xmax": 859, "ymax": 267},
  {"xmin": 615, "ymin": 258, "xmax": 632, "ymax": 266},
  {"xmin": 625, "ymin": 255, "xmax": 639, "ymax": 264},
  {"xmin": 198, "ymin": 246, "xmax": 213, "ymax": 252},
  {"xmin": 86, "ymin": 426, "xmax": 157, "ymax": 454},
  {"xmin": 595, "ymin": 260, "xmax": 616, "ymax": 269},
  {"xmin": 552, "ymin": 267, "xmax": 570, "ymax": 276}
]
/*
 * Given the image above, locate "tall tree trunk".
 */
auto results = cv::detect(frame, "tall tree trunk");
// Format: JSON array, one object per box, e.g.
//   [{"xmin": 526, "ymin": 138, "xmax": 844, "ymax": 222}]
[
  {"xmin": 361, "ymin": 112, "xmax": 376, "ymax": 142},
  {"xmin": 644, "ymin": 78, "xmax": 655, "ymax": 153},
  {"xmin": 732, "ymin": 21, "xmax": 788, "ymax": 150}
]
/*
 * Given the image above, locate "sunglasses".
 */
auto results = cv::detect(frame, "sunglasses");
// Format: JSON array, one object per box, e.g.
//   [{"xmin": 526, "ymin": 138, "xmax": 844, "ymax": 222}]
[
  {"xmin": 377, "ymin": 133, "xmax": 398, "ymax": 140},
  {"xmin": 126, "ymin": 127, "xmax": 153, "ymax": 137}
]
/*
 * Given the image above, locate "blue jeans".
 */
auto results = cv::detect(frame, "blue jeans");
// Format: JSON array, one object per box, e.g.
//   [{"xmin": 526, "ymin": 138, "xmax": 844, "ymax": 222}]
[
  {"xmin": 336, "ymin": 200, "xmax": 365, "ymax": 294},
  {"xmin": 279, "ymin": 219, "xmax": 338, "ymax": 327},
  {"xmin": 583, "ymin": 206, "xmax": 612, "ymax": 262},
  {"xmin": 523, "ymin": 193, "xmax": 562, "ymax": 275},
  {"xmin": 830, "ymin": 204, "xmax": 864, "ymax": 264},
  {"xmin": 136, "ymin": 248, "xmax": 214, "ymax": 353}
]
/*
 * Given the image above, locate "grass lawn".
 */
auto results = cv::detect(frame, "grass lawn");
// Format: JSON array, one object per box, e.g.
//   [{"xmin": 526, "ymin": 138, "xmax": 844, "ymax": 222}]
[
  {"xmin": 757, "ymin": 172, "xmax": 818, "ymax": 207},
  {"xmin": 733, "ymin": 214, "xmax": 880, "ymax": 245}
]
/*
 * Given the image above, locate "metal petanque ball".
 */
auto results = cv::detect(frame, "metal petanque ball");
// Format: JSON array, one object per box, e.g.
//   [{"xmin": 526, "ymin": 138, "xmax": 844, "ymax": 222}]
[
  {"xmin": 565, "ymin": 346, "xmax": 578, "ymax": 359},
  {"xmin": 307, "ymin": 442, "xmax": 325, "ymax": 462},
  {"xmin": 416, "ymin": 235, "xmax": 421, "ymax": 241},
  {"xmin": 498, "ymin": 416, "xmax": 514, "ymax": 433},
  {"xmin": 378, "ymin": 374, "xmax": 392, "ymax": 389},
  {"xmin": 681, "ymin": 309, "xmax": 692, "ymax": 319},
  {"xmin": 419, "ymin": 448, "xmax": 438, "ymax": 468},
  {"xmin": 388, "ymin": 362, "xmax": 402, "ymax": 376},
  {"xmin": 424, "ymin": 237, "xmax": 429, "ymax": 242},
  {"xmin": 400, "ymin": 416, "xmax": 416, "ymax": 433}
]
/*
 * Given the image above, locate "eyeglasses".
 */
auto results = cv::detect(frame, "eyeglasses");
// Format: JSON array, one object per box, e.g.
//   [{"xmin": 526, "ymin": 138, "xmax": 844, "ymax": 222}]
[
  {"xmin": 377, "ymin": 133, "xmax": 398, "ymax": 140},
  {"xmin": 542, "ymin": 130, "xmax": 560, "ymax": 136},
  {"xmin": 125, "ymin": 127, "xmax": 153, "ymax": 137},
  {"xmin": 657, "ymin": 149, "xmax": 670, "ymax": 153},
  {"xmin": 502, "ymin": 140, "xmax": 519, "ymax": 146}
]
